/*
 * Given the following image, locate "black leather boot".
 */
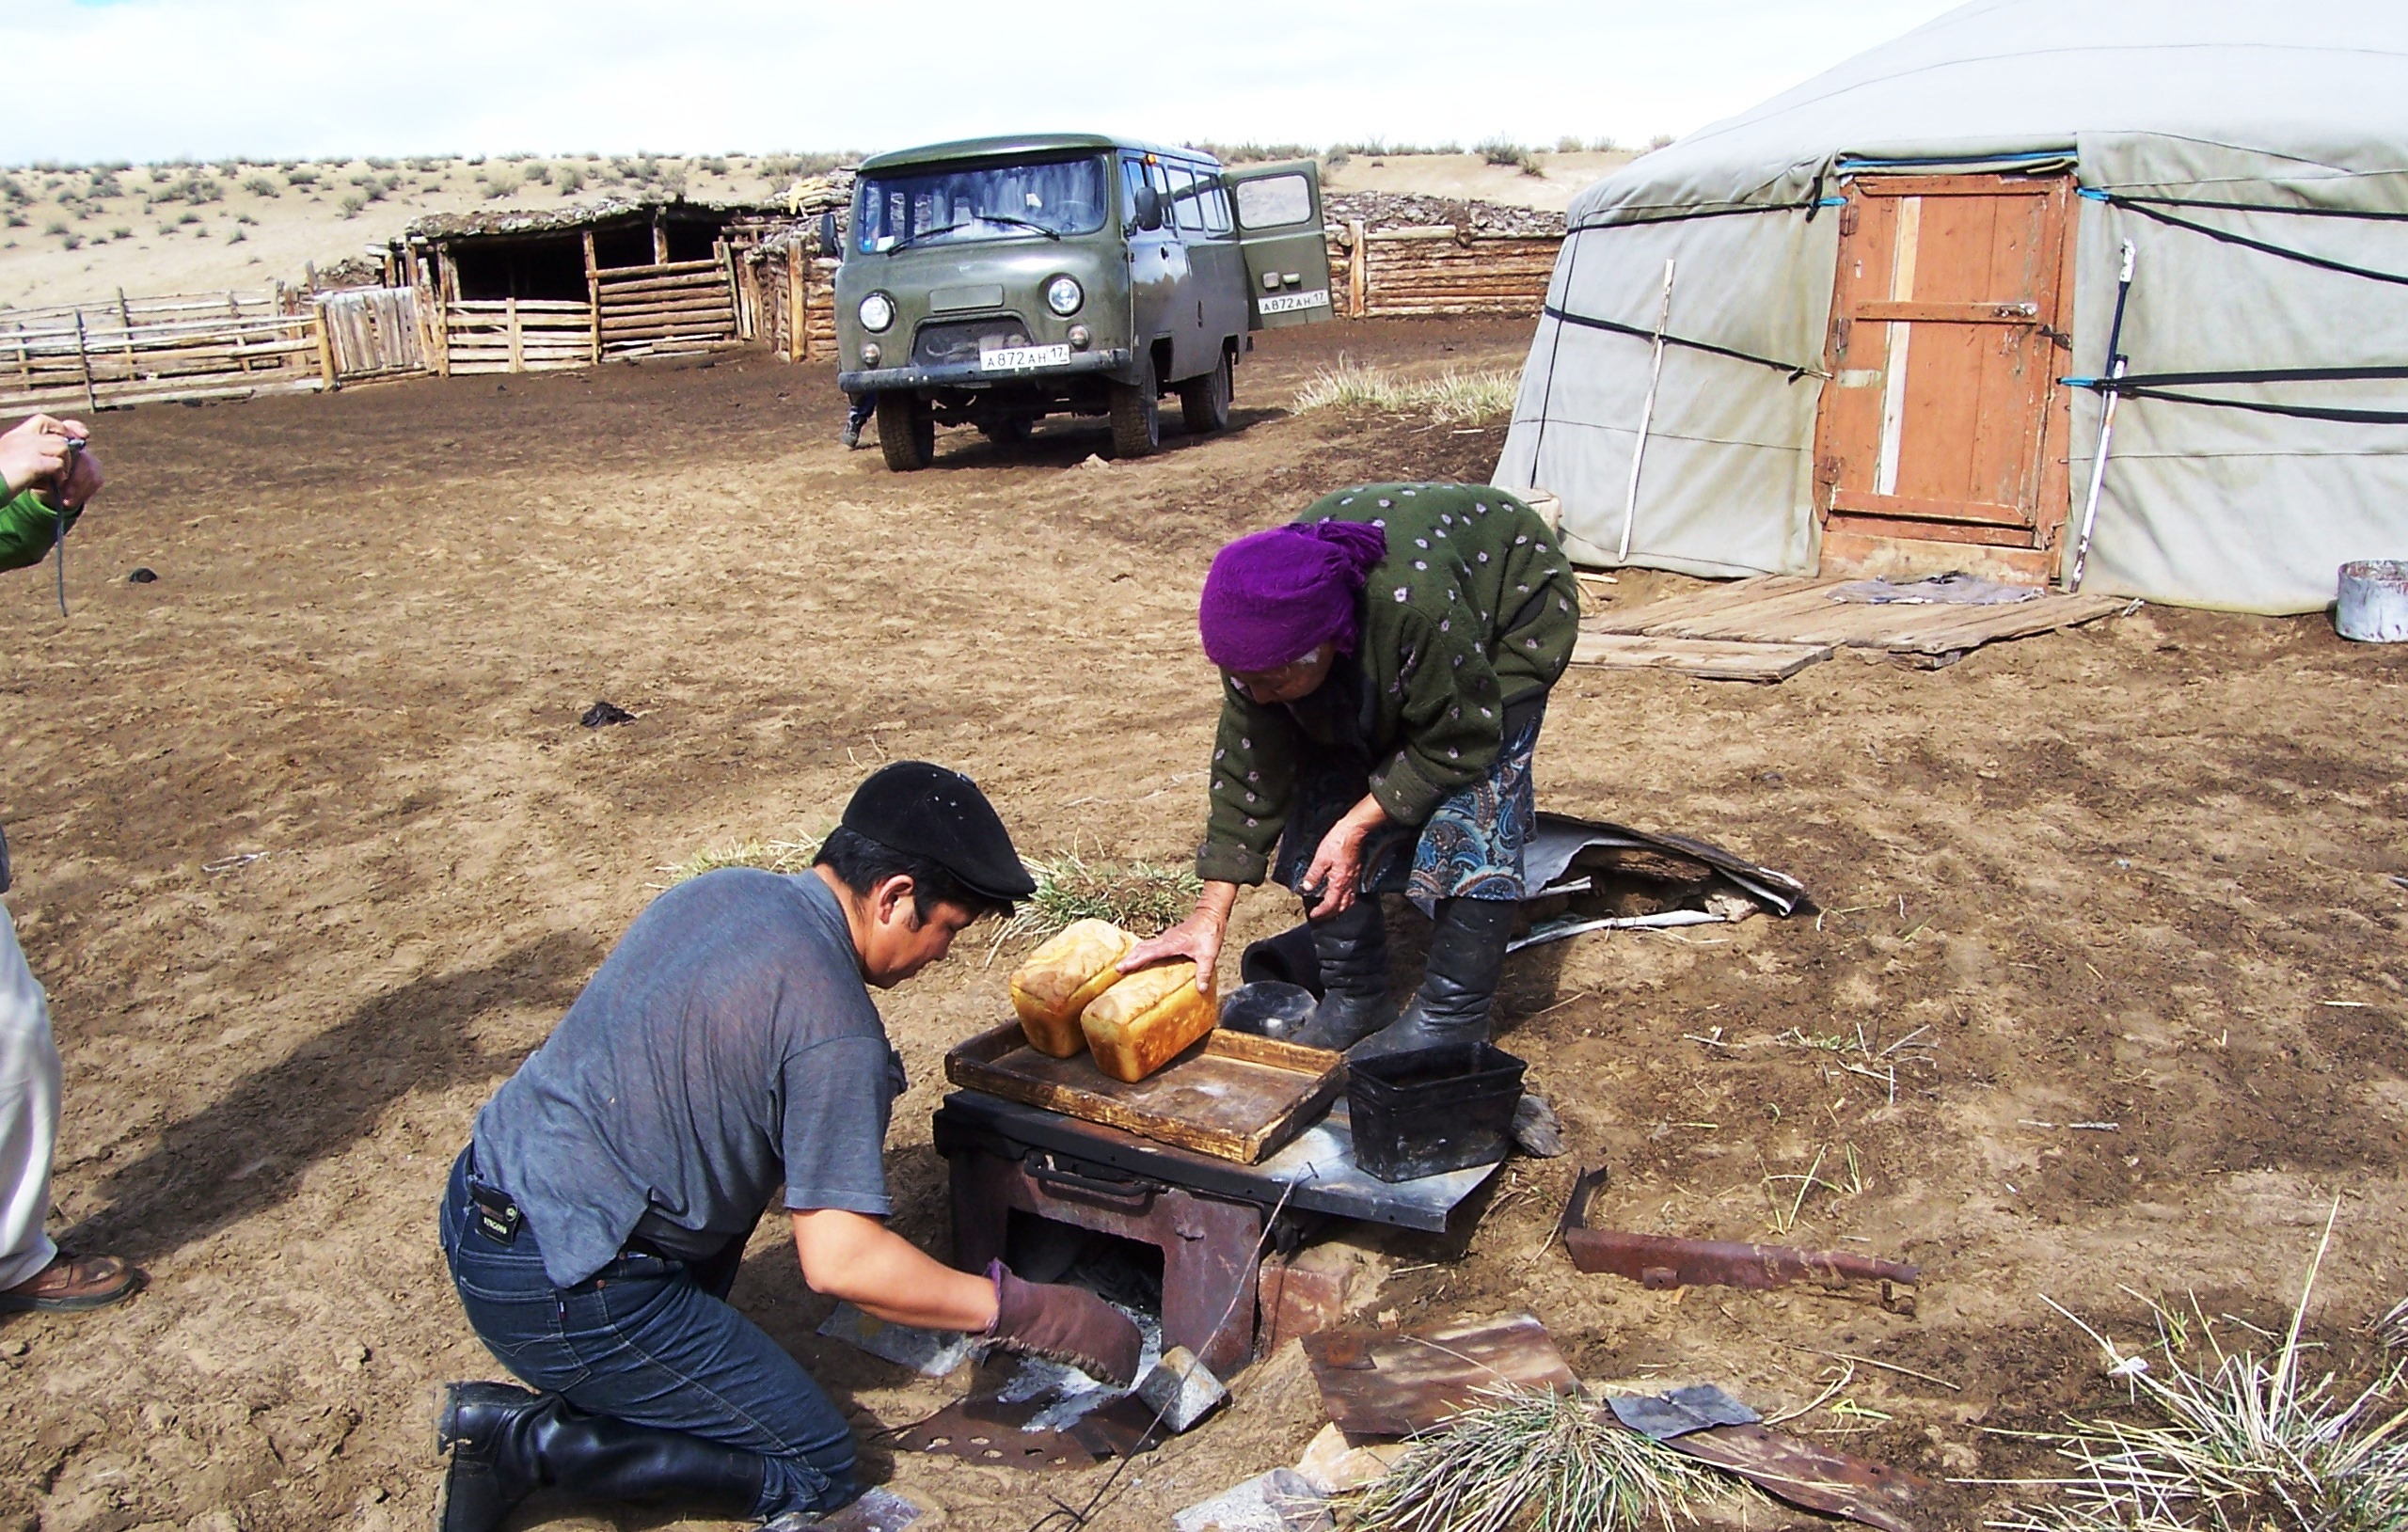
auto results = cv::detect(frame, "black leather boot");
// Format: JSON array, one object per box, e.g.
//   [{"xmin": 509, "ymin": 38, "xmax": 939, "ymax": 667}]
[
  {"xmin": 1349, "ymin": 898, "xmax": 1515, "ymax": 1061},
  {"xmin": 1285, "ymin": 897, "xmax": 1396, "ymax": 1051},
  {"xmin": 434, "ymin": 1381, "xmax": 768, "ymax": 1532}
]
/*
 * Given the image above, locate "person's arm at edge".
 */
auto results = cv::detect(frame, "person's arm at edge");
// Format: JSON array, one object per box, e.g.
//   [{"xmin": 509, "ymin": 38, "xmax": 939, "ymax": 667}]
[
  {"xmin": 0, "ymin": 489, "xmax": 68, "ymax": 573},
  {"xmin": 1119, "ymin": 877, "xmax": 1238, "ymax": 984},
  {"xmin": 790, "ymin": 1207, "xmax": 999, "ymax": 1332}
]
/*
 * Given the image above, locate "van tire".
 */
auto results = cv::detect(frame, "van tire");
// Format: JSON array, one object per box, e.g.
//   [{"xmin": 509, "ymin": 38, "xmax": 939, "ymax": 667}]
[
  {"xmin": 1180, "ymin": 351, "xmax": 1232, "ymax": 434},
  {"xmin": 877, "ymin": 393, "xmax": 935, "ymax": 471},
  {"xmin": 1109, "ymin": 364, "xmax": 1160, "ymax": 458}
]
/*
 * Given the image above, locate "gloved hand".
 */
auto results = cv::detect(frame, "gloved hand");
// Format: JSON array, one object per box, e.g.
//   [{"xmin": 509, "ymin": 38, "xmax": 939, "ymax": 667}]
[{"xmin": 983, "ymin": 1260, "xmax": 1143, "ymax": 1386}]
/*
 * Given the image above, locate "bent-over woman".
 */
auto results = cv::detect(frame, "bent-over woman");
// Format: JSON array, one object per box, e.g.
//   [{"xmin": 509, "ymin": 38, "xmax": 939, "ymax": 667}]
[{"xmin": 1122, "ymin": 482, "xmax": 1578, "ymax": 1057}]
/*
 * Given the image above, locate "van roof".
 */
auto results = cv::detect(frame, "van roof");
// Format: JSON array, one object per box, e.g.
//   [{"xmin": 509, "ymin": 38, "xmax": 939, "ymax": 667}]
[{"xmin": 858, "ymin": 134, "xmax": 1221, "ymax": 174}]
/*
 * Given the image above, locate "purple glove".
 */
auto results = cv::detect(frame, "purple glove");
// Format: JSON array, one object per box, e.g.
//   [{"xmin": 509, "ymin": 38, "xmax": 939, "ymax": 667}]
[{"xmin": 983, "ymin": 1260, "xmax": 1143, "ymax": 1386}]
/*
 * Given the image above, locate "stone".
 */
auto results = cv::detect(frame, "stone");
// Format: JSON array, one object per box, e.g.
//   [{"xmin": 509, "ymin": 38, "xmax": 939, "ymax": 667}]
[
  {"xmin": 816, "ymin": 1303, "xmax": 979, "ymax": 1377},
  {"xmin": 1135, "ymin": 1345, "xmax": 1228, "ymax": 1432},
  {"xmin": 1173, "ymin": 1468, "xmax": 1330, "ymax": 1532},
  {"xmin": 1257, "ymin": 1237, "xmax": 1387, "ymax": 1355},
  {"xmin": 1291, "ymin": 1422, "xmax": 1407, "ymax": 1493}
]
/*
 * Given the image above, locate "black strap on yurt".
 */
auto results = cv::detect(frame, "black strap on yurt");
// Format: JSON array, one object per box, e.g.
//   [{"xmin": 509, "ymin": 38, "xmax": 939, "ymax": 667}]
[
  {"xmin": 2065, "ymin": 365, "xmax": 2408, "ymax": 425},
  {"xmin": 1565, "ymin": 199, "xmax": 1823, "ymax": 235},
  {"xmin": 2072, "ymin": 189, "xmax": 2408, "ymax": 421},
  {"xmin": 2083, "ymin": 189, "xmax": 2408, "ymax": 287},
  {"xmin": 1540, "ymin": 306, "xmax": 1826, "ymax": 381},
  {"xmin": 2106, "ymin": 193, "xmax": 2408, "ymax": 224}
]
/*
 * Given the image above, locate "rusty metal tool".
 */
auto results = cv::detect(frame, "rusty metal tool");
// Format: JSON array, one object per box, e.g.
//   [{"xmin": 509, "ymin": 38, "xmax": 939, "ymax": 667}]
[{"xmin": 1558, "ymin": 1165, "xmax": 1920, "ymax": 1295}]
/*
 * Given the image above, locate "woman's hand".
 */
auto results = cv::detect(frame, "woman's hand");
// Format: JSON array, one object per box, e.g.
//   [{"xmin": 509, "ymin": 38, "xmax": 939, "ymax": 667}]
[
  {"xmin": 1302, "ymin": 796, "xmax": 1390, "ymax": 919},
  {"xmin": 0, "ymin": 415, "xmax": 88, "ymax": 500},
  {"xmin": 1120, "ymin": 880, "xmax": 1239, "ymax": 988}
]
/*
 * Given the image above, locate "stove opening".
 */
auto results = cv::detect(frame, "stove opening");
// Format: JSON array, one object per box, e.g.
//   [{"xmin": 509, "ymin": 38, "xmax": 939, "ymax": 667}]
[{"xmin": 1005, "ymin": 1209, "xmax": 1164, "ymax": 1319}]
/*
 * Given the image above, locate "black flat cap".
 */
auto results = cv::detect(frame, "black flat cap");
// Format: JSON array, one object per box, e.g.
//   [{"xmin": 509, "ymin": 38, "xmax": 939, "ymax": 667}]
[{"xmin": 841, "ymin": 761, "xmax": 1036, "ymax": 904}]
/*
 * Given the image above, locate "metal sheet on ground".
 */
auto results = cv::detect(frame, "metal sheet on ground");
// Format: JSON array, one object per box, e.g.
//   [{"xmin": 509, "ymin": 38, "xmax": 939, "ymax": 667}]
[
  {"xmin": 1301, "ymin": 1313, "xmax": 1577, "ymax": 1438},
  {"xmin": 1658, "ymin": 1421, "xmax": 1928, "ymax": 1532}
]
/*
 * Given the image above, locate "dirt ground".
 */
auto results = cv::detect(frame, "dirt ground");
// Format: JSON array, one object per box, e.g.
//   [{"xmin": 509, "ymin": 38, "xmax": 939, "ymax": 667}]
[{"xmin": 2, "ymin": 314, "xmax": 2405, "ymax": 1532}]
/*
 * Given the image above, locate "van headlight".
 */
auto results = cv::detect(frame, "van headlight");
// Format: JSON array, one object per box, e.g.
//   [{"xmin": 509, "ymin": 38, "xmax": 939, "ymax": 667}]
[
  {"xmin": 1044, "ymin": 276, "xmax": 1084, "ymax": 317},
  {"xmin": 858, "ymin": 292, "xmax": 895, "ymax": 333}
]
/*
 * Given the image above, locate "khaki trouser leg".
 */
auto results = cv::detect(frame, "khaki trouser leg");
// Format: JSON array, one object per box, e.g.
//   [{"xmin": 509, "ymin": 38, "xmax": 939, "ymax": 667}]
[{"xmin": 0, "ymin": 903, "xmax": 60, "ymax": 1290}]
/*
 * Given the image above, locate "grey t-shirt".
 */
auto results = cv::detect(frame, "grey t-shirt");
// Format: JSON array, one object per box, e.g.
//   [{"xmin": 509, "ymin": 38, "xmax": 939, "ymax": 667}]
[{"xmin": 472, "ymin": 868, "xmax": 904, "ymax": 1288}]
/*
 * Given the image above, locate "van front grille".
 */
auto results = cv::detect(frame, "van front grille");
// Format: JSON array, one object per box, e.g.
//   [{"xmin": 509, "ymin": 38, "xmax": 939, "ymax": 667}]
[{"xmin": 912, "ymin": 318, "xmax": 1034, "ymax": 369}]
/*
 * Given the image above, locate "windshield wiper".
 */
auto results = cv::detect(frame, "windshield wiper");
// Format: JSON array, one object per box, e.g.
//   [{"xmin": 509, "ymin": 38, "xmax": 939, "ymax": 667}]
[{"xmin": 974, "ymin": 213, "xmax": 1063, "ymax": 241}]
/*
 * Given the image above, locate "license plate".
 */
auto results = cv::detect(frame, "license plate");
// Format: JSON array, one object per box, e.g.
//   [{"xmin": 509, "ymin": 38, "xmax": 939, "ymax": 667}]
[
  {"xmin": 1259, "ymin": 289, "xmax": 1331, "ymax": 315},
  {"xmin": 978, "ymin": 343, "xmax": 1072, "ymax": 371}
]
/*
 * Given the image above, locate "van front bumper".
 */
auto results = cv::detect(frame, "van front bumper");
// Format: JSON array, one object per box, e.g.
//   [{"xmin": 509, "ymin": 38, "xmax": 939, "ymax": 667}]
[{"xmin": 837, "ymin": 347, "xmax": 1131, "ymax": 394}]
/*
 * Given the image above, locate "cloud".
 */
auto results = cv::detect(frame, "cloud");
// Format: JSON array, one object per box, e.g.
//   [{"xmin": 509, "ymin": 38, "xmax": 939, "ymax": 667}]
[{"xmin": 1, "ymin": 0, "xmax": 1965, "ymax": 163}]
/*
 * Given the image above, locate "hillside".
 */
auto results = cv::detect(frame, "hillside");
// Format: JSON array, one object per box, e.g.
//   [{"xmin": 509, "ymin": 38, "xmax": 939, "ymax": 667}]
[{"xmin": 0, "ymin": 147, "xmax": 1630, "ymax": 312}]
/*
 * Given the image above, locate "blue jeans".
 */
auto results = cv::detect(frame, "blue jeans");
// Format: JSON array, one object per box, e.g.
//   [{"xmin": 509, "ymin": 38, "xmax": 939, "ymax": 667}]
[{"xmin": 439, "ymin": 1148, "xmax": 860, "ymax": 1519}]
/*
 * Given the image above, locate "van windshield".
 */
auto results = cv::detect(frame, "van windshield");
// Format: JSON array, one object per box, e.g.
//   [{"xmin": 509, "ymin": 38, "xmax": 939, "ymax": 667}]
[{"xmin": 855, "ymin": 156, "xmax": 1110, "ymax": 253}]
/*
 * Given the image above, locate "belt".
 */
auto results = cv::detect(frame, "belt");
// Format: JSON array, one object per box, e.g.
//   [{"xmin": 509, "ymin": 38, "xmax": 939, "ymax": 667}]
[{"xmin": 462, "ymin": 1145, "xmax": 684, "ymax": 1262}]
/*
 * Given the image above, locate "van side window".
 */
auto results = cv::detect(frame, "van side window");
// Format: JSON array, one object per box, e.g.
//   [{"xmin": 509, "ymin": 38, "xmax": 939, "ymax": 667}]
[
  {"xmin": 1168, "ymin": 165, "xmax": 1205, "ymax": 235},
  {"xmin": 1235, "ymin": 172, "xmax": 1315, "ymax": 230},
  {"xmin": 1201, "ymin": 178, "xmax": 1233, "ymax": 236},
  {"xmin": 1120, "ymin": 156, "xmax": 1151, "ymax": 231}
]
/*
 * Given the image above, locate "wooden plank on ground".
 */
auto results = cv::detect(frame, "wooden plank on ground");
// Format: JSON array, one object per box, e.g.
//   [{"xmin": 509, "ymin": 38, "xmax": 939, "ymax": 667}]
[
  {"xmin": 1579, "ymin": 575, "xmax": 1820, "ymax": 635},
  {"xmin": 1571, "ymin": 632, "xmax": 1834, "ymax": 682},
  {"xmin": 1578, "ymin": 577, "xmax": 2130, "ymax": 655}
]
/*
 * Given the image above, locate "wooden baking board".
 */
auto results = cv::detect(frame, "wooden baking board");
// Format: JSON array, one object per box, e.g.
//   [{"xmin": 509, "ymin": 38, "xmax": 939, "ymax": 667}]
[{"xmin": 943, "ymin": 1022, "xmax": 1344, "ymax": 1164}]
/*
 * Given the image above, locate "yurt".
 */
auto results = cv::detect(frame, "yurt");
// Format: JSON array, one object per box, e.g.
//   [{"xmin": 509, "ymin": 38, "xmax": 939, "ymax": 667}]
[{"xmin": 1493, "ymin": 0, "xmax": 2408, "ymax": 613}]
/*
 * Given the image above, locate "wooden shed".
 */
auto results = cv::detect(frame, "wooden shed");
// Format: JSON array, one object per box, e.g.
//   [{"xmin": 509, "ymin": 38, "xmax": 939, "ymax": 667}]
[{"xmin": 394, "ymin": 198, "xmax": 790, "ymax": 375}]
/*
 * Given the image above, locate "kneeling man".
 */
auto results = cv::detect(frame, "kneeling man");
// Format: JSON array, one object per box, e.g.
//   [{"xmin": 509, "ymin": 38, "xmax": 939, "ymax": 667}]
[{"xmin": 436, "ymin": 763, "xmax": 1140, "ymax": 1531}]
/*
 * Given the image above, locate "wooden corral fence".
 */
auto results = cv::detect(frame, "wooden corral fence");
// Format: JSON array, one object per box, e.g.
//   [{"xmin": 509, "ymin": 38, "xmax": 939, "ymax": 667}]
[
  {"xmin": 443, "ymin": 298, "xmax": 592, "ymax": 375},
  {"xmin": 747, "ymin": 221, "xmax": 1560, "ymax": 365},
  {"xmin": 1327, "ymin": 220, "xmax": 1561, "ymax": 318},
  {"xmin": 0, "ymin": 290, "xmax": 326, "ymax": 413},
  {"xmin": 317, "ymin": 287, "xmax": 424, "ymax": 379},
  {"xmin": 412, "ymin": 248, "xmax": 745, "ymax": 376},
  {"xmin": 737, "ymin": 240, "xmax": 838, "ymax": 363},
  {"xmin": 594, "ymin": 251, "xmax": 740, "ymax": 359}
]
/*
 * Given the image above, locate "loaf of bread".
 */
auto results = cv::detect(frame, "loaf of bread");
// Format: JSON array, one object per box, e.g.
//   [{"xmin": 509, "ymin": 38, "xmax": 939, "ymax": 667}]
[
  {"xmin": 1010, "ymin": 919, "xmax": 1136, "ymax": 1057},
  {"xmin": 1080, "ymin": 961, "xmax": 1215, "ymax": 1083}
]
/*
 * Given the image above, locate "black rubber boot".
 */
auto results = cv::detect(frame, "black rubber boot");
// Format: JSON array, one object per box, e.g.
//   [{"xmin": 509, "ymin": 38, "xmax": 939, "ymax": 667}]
[
  {"xmin": 434, "ymin": 1381, "xmax": 768, "ymax": 1532},
  {"xmin": 1349, "ymin": 898, "xmax": 1516, "ymax": 1061},
  {"xmin": 1285, "ymin": 897, "xmax": 1396, "ymax": 1051}
]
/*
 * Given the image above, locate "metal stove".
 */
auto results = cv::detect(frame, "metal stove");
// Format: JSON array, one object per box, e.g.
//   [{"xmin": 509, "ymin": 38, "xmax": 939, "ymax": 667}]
[{"xmin": 933, "ymin": 1089, "xmax": 1502, "ymax": 1378}]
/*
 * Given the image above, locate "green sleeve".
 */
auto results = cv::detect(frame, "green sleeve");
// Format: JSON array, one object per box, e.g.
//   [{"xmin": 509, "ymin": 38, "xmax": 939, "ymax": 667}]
[
  {"xmin": 1369, "ymin": 608, "xmax": 1510, "ymax": 828},
  {"xmin": 1196, "ymin": 683, "xmax": 1301, "ymax": 886},
  {"xmin": 0, "ymin": 489, "xmax": 69, "ymax": 575}
]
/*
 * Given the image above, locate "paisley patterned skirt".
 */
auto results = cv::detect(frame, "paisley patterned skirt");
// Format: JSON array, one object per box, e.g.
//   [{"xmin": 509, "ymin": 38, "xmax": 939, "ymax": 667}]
[{"xmin": 1273, "ymin": 707, "xmax": 1542, "ymax": 912}]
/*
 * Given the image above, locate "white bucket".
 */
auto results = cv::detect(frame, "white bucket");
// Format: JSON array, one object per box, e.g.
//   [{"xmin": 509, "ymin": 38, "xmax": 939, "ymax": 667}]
[{"xmin": 2337, "ymin": 560, "xmax": 2408, "ymax": 642}]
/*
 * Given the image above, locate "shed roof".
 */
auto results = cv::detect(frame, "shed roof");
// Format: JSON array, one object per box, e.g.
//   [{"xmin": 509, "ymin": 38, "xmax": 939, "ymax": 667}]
[{"xmin": 403, "ymin": 196, "xmax": 787, "ymax": 245}]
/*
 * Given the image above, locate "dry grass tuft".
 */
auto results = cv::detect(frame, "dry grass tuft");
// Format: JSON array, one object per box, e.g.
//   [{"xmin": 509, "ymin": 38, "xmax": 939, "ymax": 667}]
[
  {"xmin": 656, "ymin": 833, "xmax": 825, "ymax": 887},
  {"xmin": 1347, "ymin": 1384, "xmax": 1733, "ymax": 1532},
  {"xmin": 999, "ymin": 853, "xmax": 1200, "ymax": 946},
  {"xmin": 1989, "ymin": 1204, "xmax": 2408, "ymax": 1532},
  {"xmin": 1292, "ymin": 356, "xmax": 1521, "ymax": 426}
]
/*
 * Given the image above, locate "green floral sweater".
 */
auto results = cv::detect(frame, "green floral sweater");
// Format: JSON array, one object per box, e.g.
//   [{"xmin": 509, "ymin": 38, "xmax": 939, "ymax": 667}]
[
  {"xmin": 0, "ymin": 488, "xmax": 77, "ymax": 574},
  {"xmin": 1196, "ymin": 483, "xmax": 1580, "ymax": 886}
]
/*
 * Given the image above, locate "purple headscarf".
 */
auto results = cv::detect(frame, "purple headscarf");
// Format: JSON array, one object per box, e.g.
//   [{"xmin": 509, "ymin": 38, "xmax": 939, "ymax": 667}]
[{"xmin": 1197, "ymin": 520, "xmax": 1388, "ymax": 672}]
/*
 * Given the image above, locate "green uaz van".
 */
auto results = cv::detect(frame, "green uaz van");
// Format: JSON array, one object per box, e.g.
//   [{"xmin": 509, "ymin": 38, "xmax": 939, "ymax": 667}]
[{"xmin": 832, "ymin": 134, "xmax": 1334, "ymax": 469}]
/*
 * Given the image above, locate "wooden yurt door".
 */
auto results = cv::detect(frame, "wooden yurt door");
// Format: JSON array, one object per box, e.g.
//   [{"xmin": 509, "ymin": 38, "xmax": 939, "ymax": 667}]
[{"xmin": 1813, "ymin": 173, "xmax": 2076, "ymax": 584}]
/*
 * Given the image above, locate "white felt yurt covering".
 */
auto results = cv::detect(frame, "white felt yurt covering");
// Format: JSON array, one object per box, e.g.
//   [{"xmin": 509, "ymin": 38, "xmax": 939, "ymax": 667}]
[{"xmin": 1494, "ymin": 0, "xmax": 2408, "ymax": 613}]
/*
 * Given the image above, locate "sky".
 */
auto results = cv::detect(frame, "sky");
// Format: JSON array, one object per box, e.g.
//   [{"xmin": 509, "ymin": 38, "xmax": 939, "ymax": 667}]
[{"xmin": 2, "ymin": 0, "xmax": 1968, "ymax": 164}]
